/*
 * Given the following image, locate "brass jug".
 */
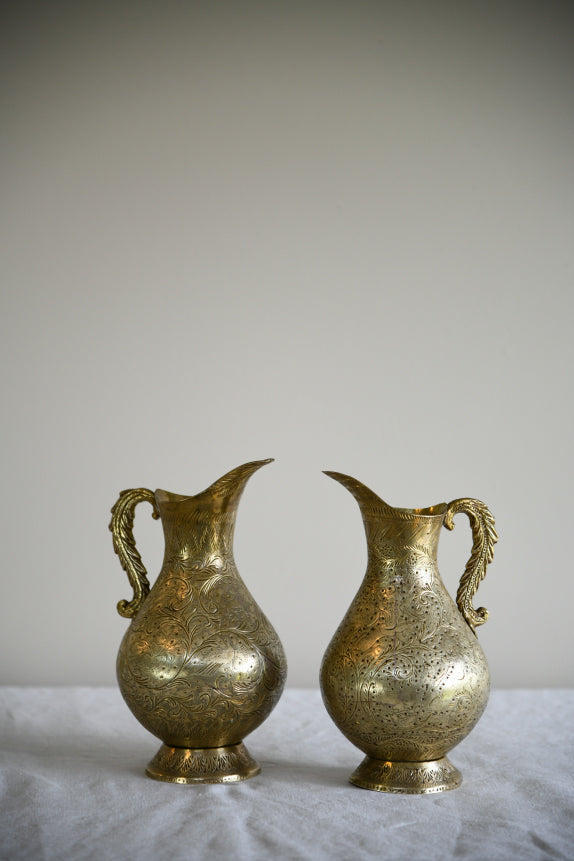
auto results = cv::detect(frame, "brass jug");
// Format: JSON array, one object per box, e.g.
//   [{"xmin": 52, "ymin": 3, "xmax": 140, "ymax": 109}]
[
  {"xmin": 320, "ymin": 472, "xmax": 497, "ymax": 794},
  {"xmin": 109, "ymin": 459, "xmax": 287, "ymax": 784}
]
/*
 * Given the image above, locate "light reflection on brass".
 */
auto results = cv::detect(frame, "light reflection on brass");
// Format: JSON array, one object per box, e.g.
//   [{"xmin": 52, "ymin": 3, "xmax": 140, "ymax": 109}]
[
  {"xmin": 320, "ymin": 471, "xmax": 498, "ymax": 794},
  {"xmin": 109, "ymin": 459, "xmax": 287, "ymax": 784}
]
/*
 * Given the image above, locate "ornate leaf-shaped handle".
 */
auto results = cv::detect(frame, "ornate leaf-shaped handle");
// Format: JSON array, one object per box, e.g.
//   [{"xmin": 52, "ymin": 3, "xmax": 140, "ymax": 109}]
[
  {"xmin": 444, "ymin": 498, "xmax": 498, "ymax": 633},
  {"xmin": 109, "ymin": 488, "xmax": 160, "ymax": 618}
]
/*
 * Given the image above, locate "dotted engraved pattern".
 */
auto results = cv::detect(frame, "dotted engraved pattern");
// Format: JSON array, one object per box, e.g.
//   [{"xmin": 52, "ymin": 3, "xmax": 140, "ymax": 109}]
[
  {"xmin": 351, "ymin": 757, "xmax": 461, "ymax": 794},
  {"xmin": 115, "ymin": 462, "xmax": 287, "ymax": 751},
  {"xmin": 321, "ymin": 475, "xmax": 493, "ymax": 764}
]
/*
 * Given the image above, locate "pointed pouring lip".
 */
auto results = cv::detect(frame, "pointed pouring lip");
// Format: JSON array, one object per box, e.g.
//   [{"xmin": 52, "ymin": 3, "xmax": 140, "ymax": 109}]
[
  {"xmin": 196, "ymin": 458, "xmax": 275, "ymax": 510},
  {"xmin": 323, "ymin": 470, "xmax": 389, "ymax": 512},
  {"xmin": 154, "ymin": 459, "xmax": 274, "ymax": 507},
  {"xmin": 323, "ymin": 471, "xmax": 447, "ymax": 519},
  {"xmin": 323, "ymin": 470, "xmax": 383, "ymax": 497},
  {"xmin": 323, "ymin": 470, "xmax": 358, "ymax": 483}
]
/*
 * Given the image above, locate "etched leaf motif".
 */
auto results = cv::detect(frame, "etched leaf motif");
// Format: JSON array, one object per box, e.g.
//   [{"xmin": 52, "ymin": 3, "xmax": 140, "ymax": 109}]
[
  {"xmin": 444, "ymin": 498, "xmax": 498, "ymax": 632},
  {"xmin": 114, "ymin": 461, "xmax": 287, "ymax": 760},
  {"xmin": 320, "ymin": 472, "xmax": 494, "ymax": 777},
  {"xmin": 109, "ymin": 488, "xmax": 160, "ymax": 618}
]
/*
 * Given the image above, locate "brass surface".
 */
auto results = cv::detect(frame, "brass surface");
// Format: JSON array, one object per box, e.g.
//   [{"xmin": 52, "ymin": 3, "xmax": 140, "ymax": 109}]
[
  {"xmin": 320, "ymin": 472, "xmax": 498, "ymax": 794},
  {"xmin": 109, "ymin": 459, "xmax": 287, "ymax": 784},
  {"xmin": 350, "ymin": 756, "xmax": 462, "ymax": 794},
  {"xmin": 145, "ymin": 742, "xmax": 260, "ymax": 784}
]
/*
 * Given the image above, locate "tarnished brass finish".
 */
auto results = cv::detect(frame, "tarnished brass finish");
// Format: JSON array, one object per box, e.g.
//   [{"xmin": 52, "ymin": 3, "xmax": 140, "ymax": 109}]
[
  {"xmin": 320, "ymin": 472, "xmax": 498, "ymax": 794},
  {"xmin": 109, "ymin": 459, "xmax": 287, "ymax": 784}
]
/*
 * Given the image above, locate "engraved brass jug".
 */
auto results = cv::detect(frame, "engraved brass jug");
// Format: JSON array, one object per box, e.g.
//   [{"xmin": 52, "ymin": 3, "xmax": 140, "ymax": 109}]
[
  {"xmin": 109, "ymin": 459, "xmax": 287, "ymax": 784},
  {"xmin": 320, "ymin": 472, "xmax": 497, "ymax": 794}
]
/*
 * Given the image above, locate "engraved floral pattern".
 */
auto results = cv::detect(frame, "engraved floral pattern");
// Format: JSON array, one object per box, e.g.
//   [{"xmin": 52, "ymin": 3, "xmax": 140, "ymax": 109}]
[
  {"xmin": 114, "ymin": 461, "xmax": 287, "ymax": 756},
  {"xmin": 351, "ymin": 756, "xmax": 462, "ymax": 794},
  {"xmin": 320, "ymin": 473, "xmax": 494, "ymax": 774},
  {"xmin": 146, "ymin": 742, "xmax": 260, "ymax": 784}
]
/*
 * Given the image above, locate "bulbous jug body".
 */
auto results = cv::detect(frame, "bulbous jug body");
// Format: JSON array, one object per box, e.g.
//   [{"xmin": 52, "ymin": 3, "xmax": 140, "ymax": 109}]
[
  {"xmin": 109, "ymin": 459, "xmax": 287, "ymax": 783},
  {"xmin": 320, "ymin": 472, "xmax": 497, "ymax": 794}
]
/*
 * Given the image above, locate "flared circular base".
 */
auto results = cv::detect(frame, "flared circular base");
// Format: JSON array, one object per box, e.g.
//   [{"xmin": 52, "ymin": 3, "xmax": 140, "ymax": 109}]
[
  {"xmin": 350, "ymin": 755, "xmax": 462, "ymax": 794},
  {"xmin": 145, "ymin": 742, "xmax": 261, "ymax": 784}
]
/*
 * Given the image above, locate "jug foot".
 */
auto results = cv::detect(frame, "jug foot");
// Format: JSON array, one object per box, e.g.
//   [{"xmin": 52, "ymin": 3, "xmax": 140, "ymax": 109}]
[
  {"xmin": 350, "ymin": 756, "xmax": 462, "ymax": 794},
  {"xmin": 145, "ymin": 742, "xmax": 261, "ymax": 784}
]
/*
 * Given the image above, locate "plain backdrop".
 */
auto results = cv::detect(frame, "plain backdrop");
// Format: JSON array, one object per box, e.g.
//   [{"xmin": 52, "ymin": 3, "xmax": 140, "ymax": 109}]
[{"xmin": 1, "ymin": 1, "xmax": 573, "ymax": 689}]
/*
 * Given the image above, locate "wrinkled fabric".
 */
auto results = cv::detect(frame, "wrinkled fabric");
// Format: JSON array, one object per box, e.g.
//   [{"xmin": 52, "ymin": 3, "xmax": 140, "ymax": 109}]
[{"xmin": 0, "ymin": 688, "xmax": 572, "ymax": 861}]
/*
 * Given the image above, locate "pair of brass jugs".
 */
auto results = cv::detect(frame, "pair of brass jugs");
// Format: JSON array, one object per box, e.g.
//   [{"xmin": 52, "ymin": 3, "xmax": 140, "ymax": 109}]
[{"xmin": 110, "ymin": 459, "xmax": 498, "ymax": 794}]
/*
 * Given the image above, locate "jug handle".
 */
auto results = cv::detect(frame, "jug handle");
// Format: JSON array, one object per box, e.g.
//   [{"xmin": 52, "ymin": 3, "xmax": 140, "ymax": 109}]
[
  {"xmin": 444, "ymin": 498, "xmax": 498, "ymax": 634},
  {"xmin": 109, "ymin": 488, "xmax": 160, "ymax": 618}
]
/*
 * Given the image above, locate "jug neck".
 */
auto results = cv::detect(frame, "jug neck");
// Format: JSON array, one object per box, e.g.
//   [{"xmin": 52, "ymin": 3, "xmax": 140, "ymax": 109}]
[
  {"xmin": 324, "ymin": 470, "xmax": 447, "ymax": 562},
  {"xmin": 363, "ymin": 510, "xmax": 445, "ymax": 562},
  {"xmin": 154, "ymin": 459, "xmax": 273, "ymax": 566},
  {"xmin": 157, "ymin": 499, "xmax": 238, "ymax": 561}
]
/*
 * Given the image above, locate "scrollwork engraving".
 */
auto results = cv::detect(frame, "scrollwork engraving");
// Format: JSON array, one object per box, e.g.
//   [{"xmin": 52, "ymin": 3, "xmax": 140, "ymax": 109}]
[{"xmin": 320, "ymin": 473, "xmax": 497, "ymax": 791}]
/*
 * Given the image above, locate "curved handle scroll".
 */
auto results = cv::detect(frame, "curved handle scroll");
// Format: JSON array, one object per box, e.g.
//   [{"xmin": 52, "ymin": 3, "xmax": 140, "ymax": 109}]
[
  {"xmin": 444, "ymin": 498, "xmax": 498, "ymax": 633},
  {"xmin": 109, "ymin": 489, "xmax": 160, "ymax": 618}
]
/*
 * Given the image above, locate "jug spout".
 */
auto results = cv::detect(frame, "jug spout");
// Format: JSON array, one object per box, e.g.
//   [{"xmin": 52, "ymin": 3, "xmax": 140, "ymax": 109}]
[
  {"xmin": 323, "ymin": 471, "xmax": 393, "ymax": 522},
  {"xmin": 154, "ymin": 459, "xmax": 274, "ymax": 514},
  {"xmin": 199, "ymin": 458, "xmax": 275, "ymax": 512},
  {"xmin": 324, "ymin": 471, "xmax": 448, "ymax": 560},
  {"xmin": 153, "ymin": 459, "xmax": 274, "ymax": 562},
  {"xmin": 324, "ymin": 471, "xmax": 448, "ymax": 523}
]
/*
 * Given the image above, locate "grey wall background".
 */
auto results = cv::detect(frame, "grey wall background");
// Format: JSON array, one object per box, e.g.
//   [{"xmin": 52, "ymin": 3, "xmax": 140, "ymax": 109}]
[{"xmin": 2, "ymin": 2, "xmax": 573, "ymax": 688}]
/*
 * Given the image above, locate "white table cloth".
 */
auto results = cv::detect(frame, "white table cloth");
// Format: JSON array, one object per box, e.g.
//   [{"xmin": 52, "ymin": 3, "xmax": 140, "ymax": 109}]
[{"xmin": 0, "ymin": 688, "xmax": 572, "ymax": 860}]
